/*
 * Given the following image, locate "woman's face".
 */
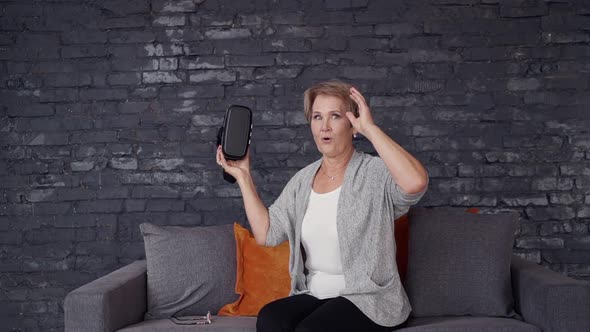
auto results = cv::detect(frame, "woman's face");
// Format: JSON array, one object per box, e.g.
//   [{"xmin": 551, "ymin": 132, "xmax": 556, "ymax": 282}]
[{"xmin": 310, "ymin": 94, "xmax": 355, "ymax": 158}]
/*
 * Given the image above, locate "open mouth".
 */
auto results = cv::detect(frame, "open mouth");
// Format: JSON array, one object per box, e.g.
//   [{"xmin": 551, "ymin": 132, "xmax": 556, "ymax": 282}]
[{"xmin": 321, "ymin": 137, "xmax": 333, "ymax": 143}]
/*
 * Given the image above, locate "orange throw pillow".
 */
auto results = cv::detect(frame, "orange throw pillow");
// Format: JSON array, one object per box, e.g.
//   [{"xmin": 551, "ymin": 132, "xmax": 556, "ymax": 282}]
[
  {"xmin": 396, "ymin": 208, "xmax": 480, "ymax": 284},
  {"xmin": 218, "ymin": 223, "xmax": 291, "ymax": 316}
]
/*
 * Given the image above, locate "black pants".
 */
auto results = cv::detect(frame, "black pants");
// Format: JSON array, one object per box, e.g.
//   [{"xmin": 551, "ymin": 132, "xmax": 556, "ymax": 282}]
[{"xmin": 256, "ymin": 294, "xmax": 407, "ymax": 332}]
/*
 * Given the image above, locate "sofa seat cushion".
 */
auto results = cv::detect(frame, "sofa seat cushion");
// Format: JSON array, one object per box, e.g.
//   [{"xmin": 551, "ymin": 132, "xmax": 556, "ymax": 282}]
[
  {"xmin": 117, "ymin": 315, "xmax": 257, "ymax": 332},
  {"xmin": 116, "ymin": 316, "xmax": 540, "ymax": 332},
  {"xmin": 399, "ymin": 316, "xmax": 541, "ymax": 332}
]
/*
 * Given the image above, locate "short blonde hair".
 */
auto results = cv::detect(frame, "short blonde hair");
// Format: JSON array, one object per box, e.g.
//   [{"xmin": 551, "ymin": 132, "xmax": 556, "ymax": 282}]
[{"xmin": 303, "ymin": 80, "xmax": 359, "ymax": 122}]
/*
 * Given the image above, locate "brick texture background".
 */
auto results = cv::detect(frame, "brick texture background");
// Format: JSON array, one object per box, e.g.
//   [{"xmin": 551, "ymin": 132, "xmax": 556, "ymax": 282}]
[{"xmin": 1, "ymin": 0, "xmax": 590, "ymax": 330}]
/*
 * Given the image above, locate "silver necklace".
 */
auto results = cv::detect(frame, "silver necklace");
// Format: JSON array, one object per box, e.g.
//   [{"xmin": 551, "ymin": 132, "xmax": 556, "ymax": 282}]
[
  {"xmin": 321, "ymin": 166, "xmax": 336, "ymax": 181},
  {"xmin": 320, "ymin": 163, "xmax": 344, "ymax": 181}
]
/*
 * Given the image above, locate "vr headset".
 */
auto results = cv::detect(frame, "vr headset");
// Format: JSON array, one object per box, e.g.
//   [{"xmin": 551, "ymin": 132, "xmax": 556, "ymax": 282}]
[{"xmin": 216, "ymin": 105, "xmax": 253, "ymax": 183}]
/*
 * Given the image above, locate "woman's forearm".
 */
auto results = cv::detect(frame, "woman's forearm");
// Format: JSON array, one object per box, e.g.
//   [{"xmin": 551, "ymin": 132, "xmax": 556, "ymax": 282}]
[
  {"xmin": 364, "ymin": 125, "xmax": 429, "ymax": 194},
  {"xmin": 237, "ymin": 173, "xmax": 270, "ymax": 246}
]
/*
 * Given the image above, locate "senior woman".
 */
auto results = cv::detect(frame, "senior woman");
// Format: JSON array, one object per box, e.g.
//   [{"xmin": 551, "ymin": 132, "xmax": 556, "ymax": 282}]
[{"xmin": 216, "ymin": 80, "xmax": 429, "ymax": 331}]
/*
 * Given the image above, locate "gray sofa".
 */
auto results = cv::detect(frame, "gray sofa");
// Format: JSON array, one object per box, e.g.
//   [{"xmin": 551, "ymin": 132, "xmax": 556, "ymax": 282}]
[
  {"xmin": 64, "ymin": 256, "xmax": 590, "ymax": 332},
  {"xmin": 64, "ymin": 208, "xmax": 590, "ymax": 332}
]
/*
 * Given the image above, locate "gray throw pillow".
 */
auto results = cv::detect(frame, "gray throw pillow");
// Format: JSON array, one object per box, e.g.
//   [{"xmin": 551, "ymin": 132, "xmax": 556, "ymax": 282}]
[
  {"xmin": 406, "ymin": 207, "xmax": 518, "ymax": 318},
  {"xmin": 140, "ymin": 223, "xmax": 238, "ymax": 320}
]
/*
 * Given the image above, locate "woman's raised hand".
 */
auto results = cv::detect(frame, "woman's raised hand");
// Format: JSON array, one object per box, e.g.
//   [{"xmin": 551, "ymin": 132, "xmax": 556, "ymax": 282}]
[
  {"xmin": 216, "ymin": 145, "xmax": 251, "ymax": 183},
  {"xmin": 346, "ymin": 87, "xmax": 377, "ymax": 137}
]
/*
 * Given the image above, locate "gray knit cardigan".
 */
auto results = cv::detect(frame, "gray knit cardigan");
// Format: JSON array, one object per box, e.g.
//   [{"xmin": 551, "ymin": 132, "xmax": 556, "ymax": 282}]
[{"xmin": 265, "ymin": 149, "xmax": 428, "ymax": 327}]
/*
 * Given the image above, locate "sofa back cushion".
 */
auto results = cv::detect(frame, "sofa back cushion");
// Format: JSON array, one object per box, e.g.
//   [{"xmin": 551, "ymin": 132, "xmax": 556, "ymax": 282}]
[
  {"xmin": 396, "ymin": 208, "xmax": 479, "ymax": 284},
  {"xmin": 140, "ymin": 223, "xmax": 238, "ymax": 320},
  {"xmin": 406, "ymin": 207, "xmax": 518, "ymax": 318}
]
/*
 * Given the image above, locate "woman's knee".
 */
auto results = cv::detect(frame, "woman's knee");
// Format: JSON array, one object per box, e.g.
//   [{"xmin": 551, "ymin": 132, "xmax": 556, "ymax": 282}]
[
  {"xmin": 294, "ymin": 320, "xmax": 320, "ymax": 332},
  {"xmin": 256, "ymin": 301, "xmax": 292, "ymax": 332},
  {"xmin": 257, "ymin": 295, "xmax": 323, "ymax": 332},
  {"xmin": 256, "ymin": 303, "xmax": 278, "ymax": 331}
]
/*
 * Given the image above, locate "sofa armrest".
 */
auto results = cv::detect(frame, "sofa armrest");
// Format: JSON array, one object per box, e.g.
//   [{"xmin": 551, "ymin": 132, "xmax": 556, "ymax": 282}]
[
  {"xmin": 65, "ymin": 260, "xmax": 147, "ymax": 332},
  {"xmin": 511, "ymin": 255, "xmax": 590, "ymax": 332}
]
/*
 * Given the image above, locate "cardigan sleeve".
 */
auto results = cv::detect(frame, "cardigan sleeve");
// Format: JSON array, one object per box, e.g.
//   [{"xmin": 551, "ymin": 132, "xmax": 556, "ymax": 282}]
[
  {"xmin": 373, "ymin": 157, "xmax": 428, "ymax": 217},
  {"xmin": 265, "ymin": 175, "xmax": 296, "ymax": 247}
]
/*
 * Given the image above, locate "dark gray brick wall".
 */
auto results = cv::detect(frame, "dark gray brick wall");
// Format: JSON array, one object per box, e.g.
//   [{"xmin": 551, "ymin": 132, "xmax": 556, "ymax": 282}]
[{"xmin": 1, "ymin": 0, "xmax": 590, "ymax": 330}]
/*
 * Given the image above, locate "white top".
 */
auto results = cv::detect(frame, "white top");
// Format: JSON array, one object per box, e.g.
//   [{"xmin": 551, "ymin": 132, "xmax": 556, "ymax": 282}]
[{"xmin": 301, "ymin": 185, "xmax": 345, "ymax": 299}]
